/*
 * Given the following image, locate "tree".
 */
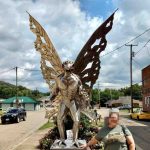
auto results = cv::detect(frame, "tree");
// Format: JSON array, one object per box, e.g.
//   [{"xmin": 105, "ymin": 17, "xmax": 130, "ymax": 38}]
[
  {"xmin": 120, "ymin": 84, "xmax": 142, "ymax": 100},
  {"xmin": 0, "ymin": 81, "xmax": 46, "ymax": 99},
  {"xmin": 91, "ymin": 89, "xmax": 99, "ymax": 105},
  {"xmin": 91, "ymin": 88, "xmax": 125, "ymax": 107}
]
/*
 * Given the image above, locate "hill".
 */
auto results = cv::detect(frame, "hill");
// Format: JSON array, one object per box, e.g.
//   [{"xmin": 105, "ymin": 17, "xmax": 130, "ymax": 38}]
[{"xmin": 0, "ymin": 81, "xmax": 49, "ymax": 99}]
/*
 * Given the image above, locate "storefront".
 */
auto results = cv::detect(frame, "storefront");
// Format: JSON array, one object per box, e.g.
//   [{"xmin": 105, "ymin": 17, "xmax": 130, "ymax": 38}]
[{"xmin": 2, "ymin": 96, "xmax": 41, "ymax": 111}]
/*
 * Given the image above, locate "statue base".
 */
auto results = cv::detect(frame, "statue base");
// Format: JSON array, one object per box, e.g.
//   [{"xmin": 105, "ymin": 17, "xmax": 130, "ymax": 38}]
[{"xmin": 50, "ymin": 139, "xmax": 86, "ymax": 150}]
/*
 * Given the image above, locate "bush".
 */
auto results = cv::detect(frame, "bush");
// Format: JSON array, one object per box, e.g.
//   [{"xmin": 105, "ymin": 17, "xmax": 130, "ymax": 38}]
[{"xmin": 38, "ymin": 114, "xmax": 103, "ymax": 149}]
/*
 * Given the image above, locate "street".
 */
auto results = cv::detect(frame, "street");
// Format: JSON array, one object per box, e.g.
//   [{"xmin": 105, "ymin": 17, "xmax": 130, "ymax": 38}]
[
  {"xmin": 0, "ymin": 108, "xmax": 149, "ymax": 150},
  {"xmin": 120, "ymin": 117, "xmax": 150, "ymax": 150},
  {"xmin": 0, "ymin": 109, "xmax": 47, "ymax": 150}
]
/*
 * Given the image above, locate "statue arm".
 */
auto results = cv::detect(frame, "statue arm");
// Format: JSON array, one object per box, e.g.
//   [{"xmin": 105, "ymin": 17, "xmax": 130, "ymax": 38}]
[{"xmin": 78, "ymin": 79, "xmax": 83, "ymax": 95}]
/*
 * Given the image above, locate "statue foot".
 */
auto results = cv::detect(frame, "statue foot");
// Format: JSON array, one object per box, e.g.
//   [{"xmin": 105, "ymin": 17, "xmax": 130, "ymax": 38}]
[{"xmin": 56, "ymin": 140, "xmax": 67, "ymax": 147}]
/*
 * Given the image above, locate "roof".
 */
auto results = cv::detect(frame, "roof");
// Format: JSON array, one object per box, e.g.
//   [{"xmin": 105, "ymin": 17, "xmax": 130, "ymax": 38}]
[
  {"xmin": 105, "ymin": 99, "xmax": 122, "ymax": 106},
  {"xmin": 37, "ymin": 96, "xmax": 50, "ymax": 102},
  {"xmin": 2, "ymin": 96, "xmax": 39, "ymax": 104},
  {"xmin": 105, "ymin": 98, "xmax": 142, "ymax": 106},
  {"xmin": 142, "ymin": 64, "xmax": 150, "ymax": 71},
  {"xmin": 105, "ymin": 100, "xmax": 116, "ymax": 105}
]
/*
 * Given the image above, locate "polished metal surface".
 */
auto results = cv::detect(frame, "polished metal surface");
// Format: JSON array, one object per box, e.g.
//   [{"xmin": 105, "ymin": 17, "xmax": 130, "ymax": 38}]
[{"xmin": 28, "ymin": 10, "xmax": 116, "ymax": 147}]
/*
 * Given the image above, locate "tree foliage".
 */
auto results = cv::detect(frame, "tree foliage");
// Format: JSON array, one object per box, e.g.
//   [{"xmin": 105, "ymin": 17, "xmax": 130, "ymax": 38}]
[
  {"xmin": 91, "ymin": 84, "xmax": 142, "ymax": 106},
  {"xmin": 0, "ymin": 81, "xmax": 47, "ymax": 99},
  {"xmin": 119, "ymin": 84, "xmax": 142, "ymax": 100}
]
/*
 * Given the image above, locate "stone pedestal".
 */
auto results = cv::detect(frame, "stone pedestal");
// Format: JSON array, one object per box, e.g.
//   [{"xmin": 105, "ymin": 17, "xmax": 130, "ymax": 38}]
[{"xmin": 50, "ymin": 139, "xmax": 86, "ymax": 150}]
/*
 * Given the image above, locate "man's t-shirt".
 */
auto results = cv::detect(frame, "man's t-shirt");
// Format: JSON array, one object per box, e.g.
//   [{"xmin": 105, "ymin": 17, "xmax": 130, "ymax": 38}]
[{"xmin": 95, "ymin": 124, "xmax": 132, "ymax": 150}]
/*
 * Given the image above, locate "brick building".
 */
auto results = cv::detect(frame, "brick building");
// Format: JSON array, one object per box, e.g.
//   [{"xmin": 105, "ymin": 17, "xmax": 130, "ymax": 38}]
[{"xmin": 142, "ymin": 65, "xmax": 150, "ymax": 112}]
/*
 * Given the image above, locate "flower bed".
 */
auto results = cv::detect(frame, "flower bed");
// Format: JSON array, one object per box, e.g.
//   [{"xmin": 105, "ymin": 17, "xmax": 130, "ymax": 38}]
[{"xmin": 38, "ymin": 114, "xmax": 104, "ymax": 150}]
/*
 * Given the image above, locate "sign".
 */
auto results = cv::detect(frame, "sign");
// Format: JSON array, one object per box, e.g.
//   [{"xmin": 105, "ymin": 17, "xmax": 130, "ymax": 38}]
[
  {"xmin": 13, "ymin": 99, "xmax": 23, "ymax": 103},
  {"xmin": 66, "ymin": 130, "xmax": 73, "ymax": 140}
]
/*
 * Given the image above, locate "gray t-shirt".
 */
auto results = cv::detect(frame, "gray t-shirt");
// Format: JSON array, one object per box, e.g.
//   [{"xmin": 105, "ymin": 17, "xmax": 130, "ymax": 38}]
[{"xmin": 95, "ymin": 124, "xmax": 132, "ymax": 150}]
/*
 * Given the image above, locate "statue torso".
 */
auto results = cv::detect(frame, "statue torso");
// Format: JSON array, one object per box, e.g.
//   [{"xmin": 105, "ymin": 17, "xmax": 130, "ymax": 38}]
[{"xmin": 57, "ymin": 73, "xmax": 80, "ymax": 103}]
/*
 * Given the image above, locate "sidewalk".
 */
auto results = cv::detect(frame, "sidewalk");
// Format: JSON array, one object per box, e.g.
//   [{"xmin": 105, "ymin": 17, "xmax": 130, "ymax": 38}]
[
  {"xmin": 14, "ymin": 108, "xmax": 149, "ymax": 150},
  {"xmin": 14, "ymin": 128, "xmax": 49, "ymax": 150}
]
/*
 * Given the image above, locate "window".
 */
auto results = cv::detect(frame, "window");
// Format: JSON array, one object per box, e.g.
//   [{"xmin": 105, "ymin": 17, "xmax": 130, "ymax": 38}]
[{"xmin": 145, "ymin": 96, "xmax": 150, "ymax": 105}]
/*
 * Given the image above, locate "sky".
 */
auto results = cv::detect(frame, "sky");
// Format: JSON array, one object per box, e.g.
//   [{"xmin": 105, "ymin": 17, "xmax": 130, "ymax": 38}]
[{"xmin": 0, "ymin": 0, "xmax": 150, "ymax": 92}]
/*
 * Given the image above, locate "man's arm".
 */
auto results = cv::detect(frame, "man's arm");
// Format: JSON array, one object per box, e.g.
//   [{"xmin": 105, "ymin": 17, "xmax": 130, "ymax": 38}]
[
  {"xmin": 87, "ymin": 137, "xmax": 98, "ymax": 147},
  {"xmin": 126, "ymin": 135, "xmax": 135, "ymax": 150}
]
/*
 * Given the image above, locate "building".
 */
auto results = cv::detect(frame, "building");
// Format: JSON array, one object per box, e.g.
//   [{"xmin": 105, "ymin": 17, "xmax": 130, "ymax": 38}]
[
  {"xmin": 142, "ymin": 65, "xmax": 150, "ymax": 112},
  {"xmin": 0, "ymin": 99, "xmax": 4, "ymax": 108},
  {"xmin": 105, "ymin": 96, "xmax": 142, "ymax": 108},
  {"xmin": 1, "ymin": 96, "xmax": 41, "ymax": 111},
  {"xmin": 38, "ymin": 96, "xmax": 50, "ymax": 105}
]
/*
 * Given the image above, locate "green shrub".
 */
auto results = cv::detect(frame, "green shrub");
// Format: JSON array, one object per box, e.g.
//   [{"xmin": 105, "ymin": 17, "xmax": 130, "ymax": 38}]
[{"xmin": 38, "ymin": 114, "xmax": 103, "ymax": 149}]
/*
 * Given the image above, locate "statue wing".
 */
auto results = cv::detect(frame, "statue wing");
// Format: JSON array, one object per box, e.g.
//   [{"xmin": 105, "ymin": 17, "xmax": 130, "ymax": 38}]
[
  {"xmin": 73, "ymin": 11, "xmax": 116, "ymax": 88},
  {"xmin": 28, "ymin": 13, "xmax": 63, "ymax": 89}
]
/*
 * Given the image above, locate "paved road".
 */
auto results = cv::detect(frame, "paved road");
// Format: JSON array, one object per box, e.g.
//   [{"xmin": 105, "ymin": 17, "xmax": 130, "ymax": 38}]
[
  {"xmin": 1, "ymin": 108, "xmax": 149, "ymax": 150},
  {"xmin": 0, "ymin": 109, "xmax": 47, "ymax": 150},
  {"xmin": 120, "ymin": 117, "xmax": 150, "ymax": 150}
]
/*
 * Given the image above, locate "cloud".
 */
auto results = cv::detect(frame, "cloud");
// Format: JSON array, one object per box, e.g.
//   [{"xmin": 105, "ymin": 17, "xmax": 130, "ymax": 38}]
[
  {"xmin": 98, "ymin": 0, "xmax": 150, "ymax": 89},
  {"xmin": 0, "ymin": 0, "xmax": 149, "ymax": 92},
  {"xmin": 0, "ymin": 0, "xmax": 103, "ymax": 92}
]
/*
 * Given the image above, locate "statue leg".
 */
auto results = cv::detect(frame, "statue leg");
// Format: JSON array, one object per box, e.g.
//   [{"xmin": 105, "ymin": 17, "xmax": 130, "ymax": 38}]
[
  {"xmin": 69, "ymin": 101, "xmax": 80, "ymax": 146},
  {"xmin": 57, "ymin": 103, "xmax": 68, "ymax": 144}
]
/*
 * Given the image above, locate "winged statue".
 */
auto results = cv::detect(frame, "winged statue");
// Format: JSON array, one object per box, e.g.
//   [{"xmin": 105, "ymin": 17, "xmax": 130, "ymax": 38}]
[{"xmin": 28, "ymin": 10, "xmax": 116, "ymax": 147}]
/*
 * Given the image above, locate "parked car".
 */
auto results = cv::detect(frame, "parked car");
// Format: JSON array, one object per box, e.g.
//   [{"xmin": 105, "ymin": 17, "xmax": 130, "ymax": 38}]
[
  {"xmin": 118, "ymin": 104, "xmax": 131, "ymax": 110},
  {"xmin": 130, "ymin": 109, "xmax": 150, "ymax": 120},
  {"xmin": 0, "ymin": 108, "xmax": 4, "ymax": 116},
  {"xmin": 1, "ymin": 108, "xmax": 26, "ymax": 124}
]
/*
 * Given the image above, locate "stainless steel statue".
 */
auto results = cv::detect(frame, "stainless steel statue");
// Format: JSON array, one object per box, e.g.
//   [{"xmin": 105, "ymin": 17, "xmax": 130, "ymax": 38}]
[
  {"xmin": 28, "ymin": 10, "xmax": 116, "ymax": 147},
  {"xmin": 50, "ymin": 60, "xmax": 84, "ymax": 146}
]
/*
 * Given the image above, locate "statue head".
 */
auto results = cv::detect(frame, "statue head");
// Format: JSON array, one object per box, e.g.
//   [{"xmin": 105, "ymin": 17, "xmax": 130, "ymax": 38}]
[{"xmin": 62, "ymin": 61, "xmax": 74, "ymax": 72}]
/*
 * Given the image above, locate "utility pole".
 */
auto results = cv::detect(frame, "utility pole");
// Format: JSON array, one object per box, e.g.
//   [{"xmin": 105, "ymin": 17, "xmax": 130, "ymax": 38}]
[
  {"xmin": 110, "ymin": 89, "xmax": 112, "ymax": 101},
  {"xmin": 15, "ymin": 66, "xmax": 19, "ymax": 107},
  {"xmin": 98, "ymin": 81, "xmax": 101, "ymax": 108},
  {"xmin": 125, "ymin": 44, "xmax": 138, "ymax": 113}
]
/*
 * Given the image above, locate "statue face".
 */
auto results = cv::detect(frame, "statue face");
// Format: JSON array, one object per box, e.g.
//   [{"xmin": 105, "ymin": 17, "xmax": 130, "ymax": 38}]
[{"xmin": 62, "ymin": 61, "xmax": 74, "ymax": 71}]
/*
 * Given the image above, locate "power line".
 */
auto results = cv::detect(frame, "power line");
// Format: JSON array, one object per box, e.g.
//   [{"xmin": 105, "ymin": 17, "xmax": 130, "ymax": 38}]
[
  {"xmin": 133, "ymin": 76, "xmax": 150, "ymax": 85},
  {"xmin": 0, "ymin": 66, "xmax": 42, "ymax": 82},
  {"xmin": 0, "ymin": 67, "xmax": 15, "ymax": 75},
  {"xmin": 135, "ymin": 39, "xmax": 150, "ymax": 56},
  {"xmin": 146, "ymin": 46, "xmax": 150, "ymax": 57},
  {"xmin": 19, "ymin": 79, "xmax": 44, "ymax": 82},
  {"xmin": 132, "ymin": 59, "xmax": 142, "ymax": 68},
  {"xmin": 0, "ymin": 66, "xmax": 40, "ymax": 76},
  {"xmin": 18, "ymin": 76, "xmax": 43, "ymax": 82},
  {"xmin": 18, "ymin": 67, "xmax": 40, "ymax": 71},
  {"xmin": 101, "ymin": 27, "xmax": 150, "ymax": 58}
]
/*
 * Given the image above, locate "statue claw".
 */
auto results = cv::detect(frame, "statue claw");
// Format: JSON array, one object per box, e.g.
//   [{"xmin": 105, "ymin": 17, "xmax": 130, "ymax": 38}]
[{"xmin": 56, "ymin": 140, "xmax": 67, "ymax": 147}]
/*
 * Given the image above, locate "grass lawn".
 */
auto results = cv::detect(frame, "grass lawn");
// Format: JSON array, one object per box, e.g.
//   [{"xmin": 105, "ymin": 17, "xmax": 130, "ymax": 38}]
[
  {"xmin": 120, "ymin": 108, "xmax": 142, "ymax": 114},
  {"xmin": 120, "ymin": 109, "xmax": 130, "ymax": 113},
  {"xmin": 39, "ymin": 121, "xmax": 54, "ymax": 130}
]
